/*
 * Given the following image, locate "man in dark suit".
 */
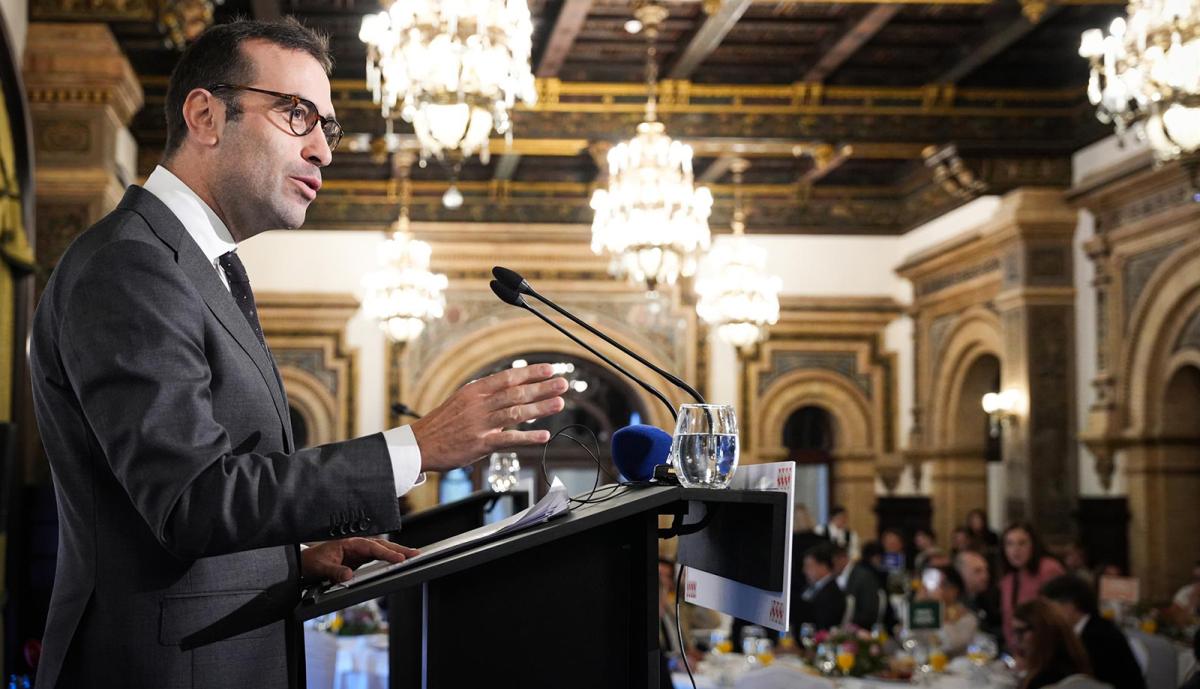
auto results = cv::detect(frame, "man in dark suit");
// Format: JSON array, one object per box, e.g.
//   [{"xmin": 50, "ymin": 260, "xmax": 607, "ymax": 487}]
[
  {"xmin": 1041, "ymin": 574, "xmax": 1146, "ymax": 689},
  {"xmin": 833, "ymin": 546, "xmax": 883, "ymax": 629},
  {"xmin": 791, "ymin": 543, "xmax": 847, "ymax": 639},
  {"xmin": 29, "ymin": 19, "xmax": 567, "ymax": 689}
]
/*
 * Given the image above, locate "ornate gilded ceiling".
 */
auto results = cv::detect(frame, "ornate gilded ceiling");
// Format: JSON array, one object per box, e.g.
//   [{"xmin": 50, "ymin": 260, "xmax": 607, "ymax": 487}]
[{"xmin": 34, "ymin": 0, "xmax": 1124, "ymax": 234}]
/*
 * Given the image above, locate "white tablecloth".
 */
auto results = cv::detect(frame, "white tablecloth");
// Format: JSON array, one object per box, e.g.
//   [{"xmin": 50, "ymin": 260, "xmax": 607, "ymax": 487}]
[{"xmin": 672, "ymin": 655, "xmax": 1014, "ymax": 689}]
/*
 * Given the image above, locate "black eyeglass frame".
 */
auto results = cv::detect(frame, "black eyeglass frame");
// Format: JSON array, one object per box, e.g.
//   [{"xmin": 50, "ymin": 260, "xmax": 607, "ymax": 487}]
[{"xmin": 207, "ymin": 83, "xmax": 343, "ymax": 150}]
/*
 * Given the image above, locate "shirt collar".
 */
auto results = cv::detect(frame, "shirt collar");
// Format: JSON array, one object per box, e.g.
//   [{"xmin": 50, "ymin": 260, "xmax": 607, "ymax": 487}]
[
  {"xmin": 1073, "ymin": 613, "xmax": 1089, "ymax": 636},
  {"xmin": 143, "ymin": 165, "xmax": 237, "ymax": 264}
]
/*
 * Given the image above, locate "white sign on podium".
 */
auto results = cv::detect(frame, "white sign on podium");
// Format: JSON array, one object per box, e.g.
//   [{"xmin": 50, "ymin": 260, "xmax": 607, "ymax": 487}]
[{"xmin": 682, "ymin": 461, "xmax": 796, "ymax": 632}]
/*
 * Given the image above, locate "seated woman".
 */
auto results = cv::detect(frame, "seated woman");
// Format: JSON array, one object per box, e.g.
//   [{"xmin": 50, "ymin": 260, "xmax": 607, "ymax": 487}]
[
  {"xmin": 1012, "ymin": 598, "xmax": 1092, "ymax": 689},
  {"xmin": 924, "ymin": 566, "xmax": 979, "ymax": 655}
]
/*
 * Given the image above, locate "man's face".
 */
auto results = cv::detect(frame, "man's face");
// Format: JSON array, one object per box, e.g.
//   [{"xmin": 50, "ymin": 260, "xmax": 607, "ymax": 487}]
[
  {"xmin": 831, "ymin": 512, "xmax": 847, "ymax": 529},
  {"xmin": 803, "ymin": 556, "xmax": 830, "ymax": 584},
  {"xmin": 957, "ymin": 551, "xmax": 989, "ymax": 594},
  {"xmin": 211, "ymin": 40, "xmax": 334, "ymax": 239}
]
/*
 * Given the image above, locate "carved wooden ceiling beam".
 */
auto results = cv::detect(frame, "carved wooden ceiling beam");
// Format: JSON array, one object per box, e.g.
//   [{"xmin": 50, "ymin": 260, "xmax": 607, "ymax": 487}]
[
  {"xmin": 934, "ymin": 5, "xmax": 1062, "ymax": 84},
  {"xmin": 666, "ymin": 0, "xmax": 755, "ymax": 80},
  {"xmin": 535, "ymin": 0, "xmax": 594, "ymax": 78},
  {"xmin": 803, "ymin": 5, "xmax": 902, "ymax": 83}
]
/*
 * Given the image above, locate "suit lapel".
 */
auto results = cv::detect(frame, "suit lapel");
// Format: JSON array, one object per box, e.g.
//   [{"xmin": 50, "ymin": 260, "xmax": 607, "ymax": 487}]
[{"xmin": 119, "ymin": 187, "xmax": 293, "ymax": 447}]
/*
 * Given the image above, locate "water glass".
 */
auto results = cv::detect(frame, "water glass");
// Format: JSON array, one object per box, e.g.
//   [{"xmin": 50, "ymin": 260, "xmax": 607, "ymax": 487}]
[
  {"xmin": 486, "ymin": 451, "xmax": 520, "ymax": 492},
  {"xmin": 669, "ymin": 403, "xmax": 739, "ymax": 488}
]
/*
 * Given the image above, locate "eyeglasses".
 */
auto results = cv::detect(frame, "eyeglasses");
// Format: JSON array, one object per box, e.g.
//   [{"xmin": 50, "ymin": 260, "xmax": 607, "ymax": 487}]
[{"xmin": 207, "ymin": 83, "xmax": 343, "ymax": 151}]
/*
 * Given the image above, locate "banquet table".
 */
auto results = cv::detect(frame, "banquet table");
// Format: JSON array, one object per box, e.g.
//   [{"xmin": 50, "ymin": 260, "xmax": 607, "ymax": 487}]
[
  {"xmin": 305, "ymin": 630, "xmax": 389, "ymax": 689},
  {"xmin": 672, "ymin": 655, "xmax": 1017, "ymax": 689}
]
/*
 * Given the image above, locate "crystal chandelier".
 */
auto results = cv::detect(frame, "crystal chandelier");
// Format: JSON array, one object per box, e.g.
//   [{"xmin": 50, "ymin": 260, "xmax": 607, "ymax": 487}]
[
  {"xmin": 358, "ymin": 0, "xmax": 537, "ymax": 164},
  {"xmin": 360, "ymin": 160, "xmax": 449, "ymax": 342},
  {"xmin": 695, "ymin": 159, "xmax": 781, "ymax": 351},
  {"xmin": 1079, "ymin": 0, "xmax": 1200, "ymax": 161},
  {"xmin": 590, "ymin": 2, "xmax": 713, "ymax": 290}
]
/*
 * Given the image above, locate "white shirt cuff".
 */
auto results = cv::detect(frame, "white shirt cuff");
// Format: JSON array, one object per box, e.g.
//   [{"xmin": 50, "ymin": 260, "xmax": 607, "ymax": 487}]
[{"xmin": 382, "ymin": 425, "xmax": 426, "ymax": 497}]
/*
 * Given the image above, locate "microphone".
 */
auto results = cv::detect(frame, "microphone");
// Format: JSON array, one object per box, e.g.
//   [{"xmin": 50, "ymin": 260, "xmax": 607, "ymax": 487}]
[
  {"xmin": 490, "ymin": 280, "xmax": 677, "ymax": 422},
  {"xmin": 610, "ymin": 425, "xmax": 673, "ymax": 482},
  {"xmin": 492, "ymin": 266, "xmax": 705, "ymax": 404},
  {"xmin": 391, "ymin": 403, "xmax": 422, "ymax": 419}
]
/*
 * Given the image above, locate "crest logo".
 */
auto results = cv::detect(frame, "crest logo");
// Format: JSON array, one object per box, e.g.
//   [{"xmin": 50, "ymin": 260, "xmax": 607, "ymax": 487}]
[
  {"xmin": 769, "ymin": 599, "xmax": 786, "ymax": 624},
  {"xmin": 686, "ymin": 580, "xmax": 698, "ymax": 598},
  {"xmin": 776, "ymin": 465, "xmax": 793, "ymax": 489}
]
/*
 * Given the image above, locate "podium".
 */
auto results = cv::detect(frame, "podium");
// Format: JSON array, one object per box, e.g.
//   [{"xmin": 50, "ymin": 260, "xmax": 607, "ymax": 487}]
[{"xmin": 296, "ymin": 485, "xmax": 787, "ymax": 689}]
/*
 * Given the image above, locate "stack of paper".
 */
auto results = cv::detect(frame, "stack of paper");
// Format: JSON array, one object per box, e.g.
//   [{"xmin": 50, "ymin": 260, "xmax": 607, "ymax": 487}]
[{"xmin": 326, "ymin": 477, "xmax": 571, "ymax": 591}]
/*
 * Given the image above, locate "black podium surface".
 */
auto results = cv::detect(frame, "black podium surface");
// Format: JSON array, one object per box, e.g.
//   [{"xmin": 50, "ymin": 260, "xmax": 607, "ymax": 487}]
[{"xmin": 298, "ymin": 485, "xmax": 787, "ymax": 689}]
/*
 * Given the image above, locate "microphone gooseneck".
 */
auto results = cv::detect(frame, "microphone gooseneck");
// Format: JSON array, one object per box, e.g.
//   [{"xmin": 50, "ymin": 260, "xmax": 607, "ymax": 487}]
[
  {"xmin": 492, "ymin": 266, "xmax": 706, "ymax": 405},
  {"xmin": 489, "ymin": 281, "xmax": 678, "ymax": 422}
]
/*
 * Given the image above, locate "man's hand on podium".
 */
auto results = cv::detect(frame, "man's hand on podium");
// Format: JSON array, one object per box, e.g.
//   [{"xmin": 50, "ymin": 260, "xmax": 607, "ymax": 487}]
[
  {"xmin": 301, "ymin": 537, "xmax": 419, "ymax": 584},
  {"xmin": 410, "ymin": 363, "xmax": 568, "ymax": 473}
]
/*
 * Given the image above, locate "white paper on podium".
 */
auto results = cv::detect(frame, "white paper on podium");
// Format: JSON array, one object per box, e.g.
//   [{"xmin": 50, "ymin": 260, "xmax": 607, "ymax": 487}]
[
  {"xmin": 682, "ymin": 461, "xmax": 795, "ymax": 632},
  {"xmin": 325, "ymin": 477, "xmax": 570, "ymax": 592}
]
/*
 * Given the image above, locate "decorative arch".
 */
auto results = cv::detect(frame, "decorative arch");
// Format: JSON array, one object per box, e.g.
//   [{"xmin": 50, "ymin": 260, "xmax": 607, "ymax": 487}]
[
  {"xmin": 279, "ymin": 366, "xmax": 340, "ymax": 447},
  {"xmin": 755, "ymin": 368, "xmax": 873, "ymax": 463},
  {"xmin": 1123, "ymin": 237, "xmax": 1200, "ymax": 435},
  {"xmin": 928, "ymin": 307, "xmax": 1004, "ymax": 448}
]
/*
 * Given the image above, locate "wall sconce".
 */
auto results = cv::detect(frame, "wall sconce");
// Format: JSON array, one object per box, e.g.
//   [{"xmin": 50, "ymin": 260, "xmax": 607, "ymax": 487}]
[{"xmin": 981, "ymin": 390, "xmax": 1020, "ymax": 437}]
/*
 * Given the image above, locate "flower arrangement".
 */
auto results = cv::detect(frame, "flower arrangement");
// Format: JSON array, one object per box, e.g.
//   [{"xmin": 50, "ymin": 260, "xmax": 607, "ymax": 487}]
[{"xmin": 802, "ymin": 625, "xmax": 888, "ymax": 678}]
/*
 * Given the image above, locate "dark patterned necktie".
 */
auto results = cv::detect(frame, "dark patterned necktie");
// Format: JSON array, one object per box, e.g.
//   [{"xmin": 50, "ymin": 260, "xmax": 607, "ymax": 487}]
[{"xmin": 218, "ymin": 251, "xmax": 265, "ymax": 347}]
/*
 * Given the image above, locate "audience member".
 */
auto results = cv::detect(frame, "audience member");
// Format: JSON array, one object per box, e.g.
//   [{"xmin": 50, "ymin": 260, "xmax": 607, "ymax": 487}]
[
  {"xmin": 914, "ymin": 527, "xmax": 938, "ymax": 570},
  {"xmin": 1172, "ymin": 559, "xmax": 1200, "ymax": 618},
  {"xmin": 1061, "ymin": 542, "xmax": 1094, "ymax": 586},
  {"xmin": 1000, "ymin": 522, "xmax": 1067, "ymax": 651},
  {"xmin": 951, "ymin": 527, "xmax": 976, "ymax": 556},
  {"xmin": 922, "ymin": 566, "xmax": 978, "ymax": 655},
  {"xmin": 792, "ymin": 503, "xmax": 830, "ymax": 564},
  {"xmin": 918, "ymin": 547, "xmax": 952, "ymax": 572},
  {"xmin": 1012, "ymin": 599, "xmax": 1093, "ymax": 689},
  {"xmin": 792, "ymin": 543, "xmax": 847, "ymax": 636},
  {"xmin": 957, "ymin": 549, "xmax": 1003, "ymax": 642},
  {"xmin": 1178, "ymin": 627, "xmax": 1200, "ymax": 689},
  {"xmin": 1040, "ymin": 574, "xmax": 1145, "ymax": 689},
  {"xmin": 813, "ymin": 505, "xmax": 860, "ymax": 559},
  {"xmin": 967, "ymin": 508, "xmax": 1000, "ymax": 550},
  {"xmin": 861, "ymin": 540, "xmax": 886, "ymax": 584},
  {"xmin": 880, "ymin": 527, "xmax": 907, "ymax": 573},
  {"xmin": 833, "ymin": 545, "xmax": 883, "ymax": 629}
]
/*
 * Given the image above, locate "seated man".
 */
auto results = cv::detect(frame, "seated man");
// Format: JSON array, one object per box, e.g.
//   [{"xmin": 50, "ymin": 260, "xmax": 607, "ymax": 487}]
[
  {"xmin": 791, "ymin": 543, "xmax": 846, "ymax": 639},
  {"xmin": 1040, "ymin": 574, "xmax": 1146, "ymax": 689},
  {"xmin": 833, "ymin": 545, "xmax": 882, "ymax": 629}
]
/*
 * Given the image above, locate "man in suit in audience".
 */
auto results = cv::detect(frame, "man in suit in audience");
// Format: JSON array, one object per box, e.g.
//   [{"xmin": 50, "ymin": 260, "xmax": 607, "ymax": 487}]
[
  {"xmin": 791, "ymin": 543, "xmax": 847, "ymax": 639},
  {"xmin": 833, "ymin": 545, "xmax": 882, "ymax": 629},
  {"xmin": 814, "ymin": 506, "xmax": 860, "ymax": 559},
  {"xmin": 29, "ymin": 18, "xmax": 567, "ymax": 689},
  {"xmin": 1041, "ymin": 574, "xmax": 1146, "ymax": 689},
  {"xmin": 956, "ymin": 549, "xmax": 1003, "ymax": 642}
]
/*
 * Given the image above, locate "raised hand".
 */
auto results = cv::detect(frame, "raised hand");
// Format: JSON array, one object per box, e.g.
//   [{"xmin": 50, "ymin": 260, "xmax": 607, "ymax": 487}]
[{"xmin": 409, "ymin": 363, "xmax": 568, "ymax": 473}]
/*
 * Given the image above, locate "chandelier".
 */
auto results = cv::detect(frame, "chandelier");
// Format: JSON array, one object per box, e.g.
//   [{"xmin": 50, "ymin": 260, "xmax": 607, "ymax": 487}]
[
  {"xmin": 358, "ymin": 0, "xmax": 538, "ymax": 164},
  {"xmin": 590, "ymin": 2, "xmax": 713, "ymax": 290},
  {"xmin": 1079, "ymin": 0, "xmax": 1200, "ymax": 161},
  {"xmin": 360, "ymin": 159, "xmax": 449, "ymax": 342},
  {"xmin": 695, "ymin": 159, "xmax": 781, "ymax": 351}
]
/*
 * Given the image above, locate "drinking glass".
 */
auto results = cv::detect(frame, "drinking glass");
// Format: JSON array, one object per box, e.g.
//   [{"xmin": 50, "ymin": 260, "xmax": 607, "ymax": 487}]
[
  {"xmin": 486, "ymin": 451, "xmax": 520, "ymax": 492},
  {"xmin": 929, "ymin": 647, "xmax": 948, "ymax": 672},
  {"xmin": 669, "ymin": 403, "xmax": 738, "ymax": 488},
  {"xmin": 836, "ymin": 644, "xmax": 855, "ymax": 674}
]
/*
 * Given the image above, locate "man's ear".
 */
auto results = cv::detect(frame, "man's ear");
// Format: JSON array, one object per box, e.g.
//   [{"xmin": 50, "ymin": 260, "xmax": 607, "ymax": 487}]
[{"xmin": 181, "ymin": 88, "xmax": 223, "ymax": 148}]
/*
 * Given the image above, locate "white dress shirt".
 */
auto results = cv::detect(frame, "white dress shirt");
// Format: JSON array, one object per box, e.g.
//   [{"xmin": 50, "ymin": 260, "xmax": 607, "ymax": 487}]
[{"xmin": 143, "ymin": 165, "xmax": 423, "ymax": 497}]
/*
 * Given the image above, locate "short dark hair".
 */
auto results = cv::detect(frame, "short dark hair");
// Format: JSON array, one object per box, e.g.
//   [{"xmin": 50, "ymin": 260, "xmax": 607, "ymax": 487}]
[
  {"xmin": 163, "ymin": 17, "xmax": 332, "ymax": 159},
  {"xmin": 1040, "ymin": 574, "xmax": 1099, "ymax": 616},
  {"xmin": 830, "ymin": 506, "xmax": 847, "ymax": 518},
  {"xmin": 936, "ymin": 565, "xmax": 965, "ymax": 595},
  {"xmin": 805, "ymin": 543, "xmax": 836, "ymax": 569}
]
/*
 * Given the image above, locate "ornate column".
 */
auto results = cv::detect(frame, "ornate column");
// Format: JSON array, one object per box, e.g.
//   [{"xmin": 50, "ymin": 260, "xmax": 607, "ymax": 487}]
[
  {"xmin": 990, "ymin": 188, "xmax": 1078, "ymax": 538},
  {"xmin": 23, "ymin": 22, "xmax": 142, "ymax": 274}
]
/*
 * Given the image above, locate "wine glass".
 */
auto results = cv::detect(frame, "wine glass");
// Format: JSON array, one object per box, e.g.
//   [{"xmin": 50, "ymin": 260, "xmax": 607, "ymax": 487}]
[
  {"xmin": 836, "ymin": 643, "xmax": 855, "ymax": 675},
  {"xmin": 669, "ymin": 404, "xmax": 738, "ymax": 488},
  {"xmin": 486, "ymin": 451, "xmax": 520, "ymax": 492}
]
